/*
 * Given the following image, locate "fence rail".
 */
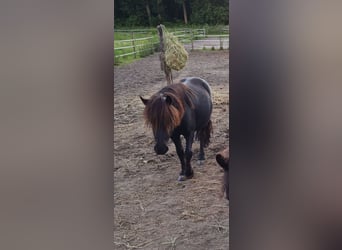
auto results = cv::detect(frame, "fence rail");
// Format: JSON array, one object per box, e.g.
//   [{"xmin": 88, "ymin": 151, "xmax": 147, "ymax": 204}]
[
  {"xmin": 206, "ymin": 34, "xmax": 229, "ymax": 37},
  {"xmin": 115, "ymin": 36, "xmax": 154, "ymax": 43}
]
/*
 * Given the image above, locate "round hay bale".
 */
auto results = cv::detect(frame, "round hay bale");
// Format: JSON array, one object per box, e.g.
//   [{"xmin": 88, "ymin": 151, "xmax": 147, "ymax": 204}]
[{"xmin": 163, "ymin": 27, "xmax": 188, "ymax": 71}]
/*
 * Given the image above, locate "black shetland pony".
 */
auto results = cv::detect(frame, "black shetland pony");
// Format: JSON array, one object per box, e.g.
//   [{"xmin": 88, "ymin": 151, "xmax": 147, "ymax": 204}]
[{"xmin": 140, "ymin": 77, "xmax": 213, "ymax": 181}]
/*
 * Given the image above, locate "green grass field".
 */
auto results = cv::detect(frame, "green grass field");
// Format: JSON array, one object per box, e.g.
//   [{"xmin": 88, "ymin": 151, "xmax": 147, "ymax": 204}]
[{"xmin": 114, "ymin": 33, "xmax": 159, "ymax": 66}]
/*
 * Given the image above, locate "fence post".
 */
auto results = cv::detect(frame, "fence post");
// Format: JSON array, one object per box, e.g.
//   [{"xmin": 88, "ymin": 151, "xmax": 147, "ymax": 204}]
[
  {"xmin": 150, "ymin": 37, "xmax": 153, "ymax": 54},
  {"xmin": 191, "ymin": 29, "xmax": 194, "ymax": 51},
  {"xmin": 131, "ymin": 32, "xmax": 136, "ymax": 58},
  {"xmin": 219, "ymin": 36, "xmax": 223, "ymax": 50}
]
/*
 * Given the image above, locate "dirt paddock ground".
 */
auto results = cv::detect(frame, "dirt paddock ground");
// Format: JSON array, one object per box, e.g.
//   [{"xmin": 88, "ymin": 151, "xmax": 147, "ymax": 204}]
[{"xmin": 114, "ymin": 51, "xmax": 229, "ymax": 250}]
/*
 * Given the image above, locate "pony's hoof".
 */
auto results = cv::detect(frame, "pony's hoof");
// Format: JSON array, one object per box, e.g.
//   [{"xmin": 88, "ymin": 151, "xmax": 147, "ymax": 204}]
[
  {"xmin": 178, "ymin": 175, "xmax": 186, "ymax": 181},
  {"xmin": 197, "ymin": 160, "xmax": 205, "ymax": 166}
]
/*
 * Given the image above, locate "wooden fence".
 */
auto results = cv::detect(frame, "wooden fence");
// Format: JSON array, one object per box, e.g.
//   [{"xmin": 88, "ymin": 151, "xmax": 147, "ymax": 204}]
[
  {"xmin": 189, "ymin": 34, "xmax": 229, "ymax": 50},
  {"xmin": 114, "ymin": 28, "xmax": 228, "ymax": 62},
  {"xmin": 114, "ymin": 36, "xmax": 156, "ymax": 58}
]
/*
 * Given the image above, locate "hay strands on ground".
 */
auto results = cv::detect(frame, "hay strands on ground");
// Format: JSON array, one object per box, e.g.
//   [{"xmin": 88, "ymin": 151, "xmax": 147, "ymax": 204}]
[
  {"xmin": 161, "ymin": 236, "xmax": 180, "ymax": 250},
  {"xmin": 114, "ymin": 236, "xmax": 161, "ymax": 249}
]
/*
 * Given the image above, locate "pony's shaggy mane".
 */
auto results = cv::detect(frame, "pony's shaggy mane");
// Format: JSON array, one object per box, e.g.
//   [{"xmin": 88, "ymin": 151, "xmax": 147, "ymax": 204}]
[{"xmin": 144, "ymin": 83, "xmax": 195, "ymax": 135}]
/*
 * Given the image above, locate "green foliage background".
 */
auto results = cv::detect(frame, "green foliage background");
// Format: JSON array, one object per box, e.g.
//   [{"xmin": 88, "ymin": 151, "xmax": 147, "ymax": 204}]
[{"xmin": 114, "ymin": 0, "xmax": 228, "ymax": 27}]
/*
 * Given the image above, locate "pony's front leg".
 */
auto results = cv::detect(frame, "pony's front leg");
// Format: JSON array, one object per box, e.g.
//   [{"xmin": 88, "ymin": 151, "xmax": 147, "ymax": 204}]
[
  {"xmin": 171, "ymin": 135, "xmax": 186, "ymax": 181},
  {"xmin": 183, "ymin": 132, "xmax": 195, "ymax": 179}
]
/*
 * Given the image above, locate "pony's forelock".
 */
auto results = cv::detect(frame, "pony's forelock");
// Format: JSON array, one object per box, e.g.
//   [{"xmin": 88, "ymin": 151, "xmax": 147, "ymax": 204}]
[{"xmin": 143, "ymin": 83, "xmax": 194, "ymax": 135}]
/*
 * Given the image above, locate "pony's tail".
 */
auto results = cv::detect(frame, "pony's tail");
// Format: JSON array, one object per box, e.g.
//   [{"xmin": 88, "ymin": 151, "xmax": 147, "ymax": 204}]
[{"xmin": 196, "ymin": 120, "xmax": 213, "ymax": 148}]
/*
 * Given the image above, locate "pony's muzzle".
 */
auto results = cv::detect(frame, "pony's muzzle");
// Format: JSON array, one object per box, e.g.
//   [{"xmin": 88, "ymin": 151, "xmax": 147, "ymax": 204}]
[{"xmin": 154, "ymin": 144, "xmax": 169, "ymax": 155}]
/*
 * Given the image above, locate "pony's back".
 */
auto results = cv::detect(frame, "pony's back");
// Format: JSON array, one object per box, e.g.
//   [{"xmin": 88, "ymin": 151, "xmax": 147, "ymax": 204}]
[{"xmin": 180, "ymin": 77, "xmax": 212, "ymax": 97}]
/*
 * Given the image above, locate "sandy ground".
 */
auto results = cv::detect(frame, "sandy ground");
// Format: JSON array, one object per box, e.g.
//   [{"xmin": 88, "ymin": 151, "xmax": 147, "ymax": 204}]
[{"xmin": 114, "ymin": 51, "xmax": 229, "ymax": 250}]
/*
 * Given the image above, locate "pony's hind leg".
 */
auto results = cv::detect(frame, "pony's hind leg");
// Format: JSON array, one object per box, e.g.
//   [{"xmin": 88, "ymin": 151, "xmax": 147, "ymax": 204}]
[
  {"xmin": 197, "ymin": 120, "xmax": 213, "ymax": 166},
  {"xmin": 197, "ymin": 141, "xmax": 205, "ymax": 166}
]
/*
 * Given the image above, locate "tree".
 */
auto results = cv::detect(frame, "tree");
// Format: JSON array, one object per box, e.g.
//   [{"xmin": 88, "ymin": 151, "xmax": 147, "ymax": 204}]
[
  {"xmin": 114, "ymin": 0, "xmax": 228, "ymax": 27},
  {"xmin": 145, "ymin": 0, "xmax": 152, "ymax": 26},
  {"xmin": 156, "ymin": 0, "xmax": 163, "ymax": 23},
  {"xmin": 114, "ymin": 0, "xmax": 148, "ymax": 26},
  {"xmin": 175, "ymin": 0, "xmax": 188, "ymax": 24},
  {"xmin": 189, "ymin": 0, "xmax": 228, "ymax": 25},
  {"xmin": 182, "ymin": 0, "xmax": 188, "ymax": 24}
]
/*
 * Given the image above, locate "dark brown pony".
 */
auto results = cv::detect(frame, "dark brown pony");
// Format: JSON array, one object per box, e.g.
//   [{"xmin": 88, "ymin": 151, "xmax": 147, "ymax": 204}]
[
  {"xmin": 140, "ymin": 77, "xmax": 213, "ymax": 181},
  {"xmin": 216, "ymin": 147, "xmax": 229, "ymax": 200}
]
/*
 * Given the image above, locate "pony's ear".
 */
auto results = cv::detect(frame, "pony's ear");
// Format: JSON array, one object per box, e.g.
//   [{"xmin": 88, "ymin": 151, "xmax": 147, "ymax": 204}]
[
  {"xmin": 165, "ymin": 95, "xmax": 172, "ymax": 105},
  {"xmin": 216, "ymin": 154, "xmax": 229, "ymax": 171},
  {"xmin": 140, "ymin": 96, "xmax": 149, "ymax": 106}
]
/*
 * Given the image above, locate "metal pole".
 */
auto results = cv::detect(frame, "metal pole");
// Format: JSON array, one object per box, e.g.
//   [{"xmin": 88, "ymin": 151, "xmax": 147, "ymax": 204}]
[{"xmin": 131, "ymin": 32, "xmax": 136, "ymax": 59}]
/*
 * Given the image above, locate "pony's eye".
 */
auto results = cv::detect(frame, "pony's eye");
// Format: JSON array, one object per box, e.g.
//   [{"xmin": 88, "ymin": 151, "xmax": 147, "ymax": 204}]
[{"xmin": 165, "ymin": 95, "xmax": 172, "ymax": 105}]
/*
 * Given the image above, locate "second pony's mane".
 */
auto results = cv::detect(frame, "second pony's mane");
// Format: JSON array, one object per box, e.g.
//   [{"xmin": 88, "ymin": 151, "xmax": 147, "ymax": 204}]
[{"xmin": 144, "ymin": 83, "xmax": 195, "ymax": 134}]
